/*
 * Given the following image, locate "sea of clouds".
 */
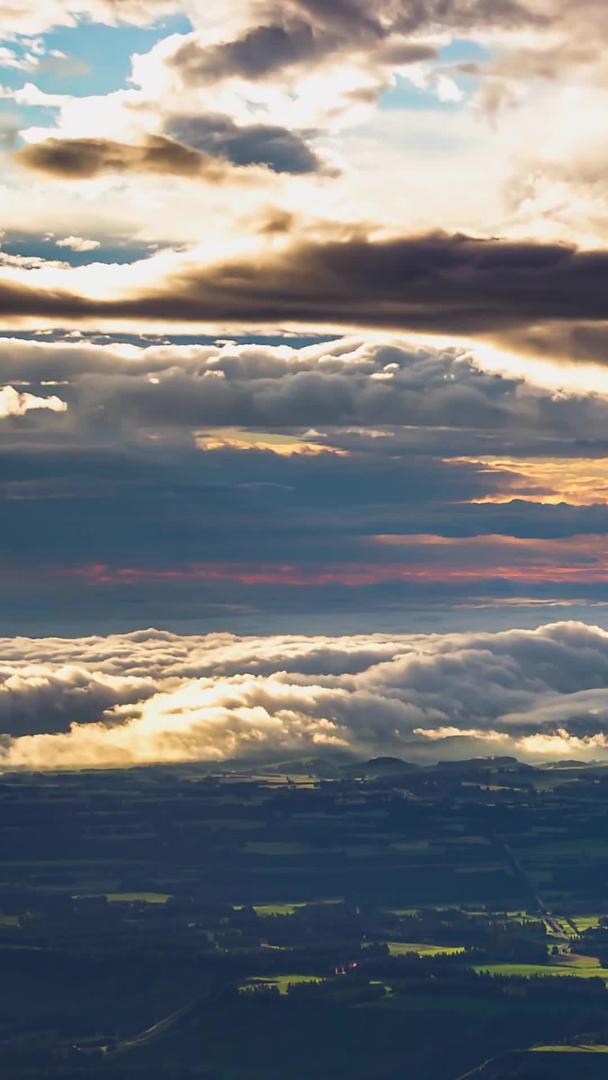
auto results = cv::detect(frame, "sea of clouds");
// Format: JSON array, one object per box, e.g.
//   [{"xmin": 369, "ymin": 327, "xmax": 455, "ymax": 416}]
[{"xmin": 2, "ymin": 621, "xmax": 608, "ymax": 768}]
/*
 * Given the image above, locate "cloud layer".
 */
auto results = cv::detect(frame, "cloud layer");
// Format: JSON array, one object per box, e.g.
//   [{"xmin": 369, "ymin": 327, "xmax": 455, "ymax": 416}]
[
  {"xmin": 3, "ymin": 621, "xmax": 608, "ymax": 768},
  {"xmin": 1, "ymin": 234, "xmax": 608, "ymax": 336},
  {"xmin": 0, "ymin": 333, "xmax": 608, "ymax": 632}
]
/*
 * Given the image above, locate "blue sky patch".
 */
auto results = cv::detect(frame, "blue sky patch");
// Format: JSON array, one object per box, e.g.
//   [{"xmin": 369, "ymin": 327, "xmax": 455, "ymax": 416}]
[
  {"xmin": 1, "ymin": 232, "xmax": 157, "ymax": 266},
  {"xmin": 0, "ymin": 97, "xmax": 59, "ymax": 138},
  {"xmin": 379, "ymin": 38, "xmax": 488, "ymax": 111},
  {"xmin": 0, "ymin": 14, "xmax": 191, "ymax": 99},
  {"xmin": 379, "ymin": 76, "xmax": 464, "ymax": 111}
]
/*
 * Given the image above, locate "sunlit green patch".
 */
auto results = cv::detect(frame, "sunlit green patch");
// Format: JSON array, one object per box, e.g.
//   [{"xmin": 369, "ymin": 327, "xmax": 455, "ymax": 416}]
[
  {"xmin": 385, "ymin": 902, "xmax": 491, "ymax": 915},
  {"xmin": 387, "ymin": 941, "xmax": 465, "ymax": 956},
  {"xmin": 384, "ymin": 907, "xmax": 420, "ymax": 916},
  {"xmin": 475, "ymin": 953, "xmax": 608, "ymax": 982},
  {"xmin": 241, "ymin": 898, "xmax": 342, "ymax": 915},
  {"xmin": 251, "ymin": 774, "xmax": 318, "ymax": 787},
  {"xmin": 543, "ymin": 917, "xmax": 575, "ymax": 939},
  {"xmin": 240, "ymin": 974, "xmax": 326, "ymax": 995},
  {"xmin": 532, "ymin": 1045, "xmax": 608, "ymax": 1053},
  {"xmin": 504, "ymin": 912, "xmax": 541, "ymax": 922},
  {"xmin": 251, "ymin": 902, "xmax": 304, "ymax": 915},
  {"xmin": 572, "ymin": 914, "xmax": 606, "ymax": 932}
]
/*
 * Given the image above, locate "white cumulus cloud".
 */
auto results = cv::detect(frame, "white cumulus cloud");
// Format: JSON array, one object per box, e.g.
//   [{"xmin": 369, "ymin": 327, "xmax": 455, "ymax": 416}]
[
  {"xmin": 3, "ymin": 621, "xmax": 608, "ymax": 769},
  {"xmin": 0, "ymin": 385, "xmax": 67, "ymax": 418}
]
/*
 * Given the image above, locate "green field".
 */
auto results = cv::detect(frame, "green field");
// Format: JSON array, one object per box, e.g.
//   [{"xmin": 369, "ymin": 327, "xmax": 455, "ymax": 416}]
[
  {"xmin": 387, "ymin": 941, "xmax": 465, "ymax": 956},
  {"xmin": 476, "ymin": 953, "xmax": 608, "ymax": 982},
  {"xmin": 572, "ymin": 914, "xmax": 606, "ymax": 932},
  {"xmin": 247, "ymin": 898, "xmax": 342, "ymax": 915},
  {"xmin": 250, "ymin": 902, "xmax": 303, "ymax": 915},
  {"xmin": 240, "ymin": 974, "xmax": 326, "ymax": 994},
  {"xmin": 532, "ymin": 1045, "xmax": 608, "ymax": 1053}
]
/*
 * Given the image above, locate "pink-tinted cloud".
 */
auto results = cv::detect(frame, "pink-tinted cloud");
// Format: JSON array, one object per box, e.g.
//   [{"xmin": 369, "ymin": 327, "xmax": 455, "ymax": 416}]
[{"xmin": 54, "ymin": 532, "xmax": 608, "ymax": 587}]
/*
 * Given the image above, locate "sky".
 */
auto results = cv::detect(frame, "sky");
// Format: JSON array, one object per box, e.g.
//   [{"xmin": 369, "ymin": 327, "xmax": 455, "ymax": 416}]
[{"xmin": 3, "ymin": 0, "xmax": 608, "ymax": 767}]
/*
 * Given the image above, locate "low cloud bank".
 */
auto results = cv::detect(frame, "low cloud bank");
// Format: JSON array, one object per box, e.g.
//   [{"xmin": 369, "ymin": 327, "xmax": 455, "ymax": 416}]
[
  {"xmin": 3, "ymin": 621, "xmax": 608, "ymax": 768},
  {"xmin": 2, "ymin": 235, "xmax": 608, "ymax": 336}
]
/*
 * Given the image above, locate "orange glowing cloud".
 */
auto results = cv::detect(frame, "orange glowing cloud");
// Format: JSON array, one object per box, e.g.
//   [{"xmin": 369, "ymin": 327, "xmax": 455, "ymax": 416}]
[
  {"xmin": 449, "ymin": 456, "xmax": 608, "ymax": 506},
  {"xmin": 195, "ymin": 428, "xmax": 348, "ymax": 456}
]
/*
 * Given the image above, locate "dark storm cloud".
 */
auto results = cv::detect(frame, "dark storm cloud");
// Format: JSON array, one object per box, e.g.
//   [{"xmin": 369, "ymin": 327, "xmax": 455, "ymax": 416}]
[
  {"xmin": 15, "ymin": 135, "xmax": 239, "ymax": 181},
  {"xmin": 165, "ymin": 113, "xmax": 324, "ymax": 175},
  {"xmin": 291, "ymin": 0, "xmax": 542, "ymax": 34},
  {"xmin": 499, "ymin": 323, "xmax": 608, "ymax": 365},
  {"xmin": 170, "ymin": 20, "xmax": 436, "ymax": 84},
  {"xmin": 171, "ymin": 21, "xmax": 336, "ymax": 82},
  {"xmin": 168, "ymin": 0, "xmax": 539, "ymax": 87},
  {"xmin": 2, "ymin": 233, "xmax": 608, "ymax": 336},
  {"xmin": 141, "ymin": 234, "xmax": 606, "ymax": 334}
]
